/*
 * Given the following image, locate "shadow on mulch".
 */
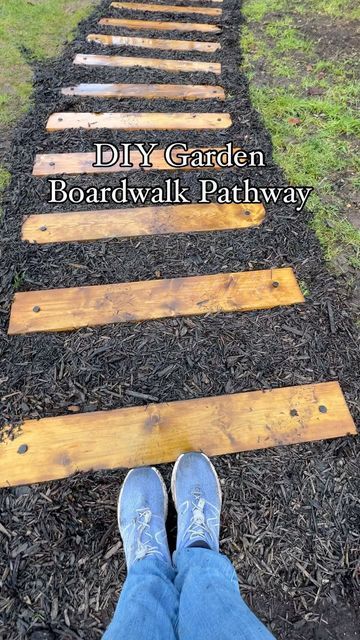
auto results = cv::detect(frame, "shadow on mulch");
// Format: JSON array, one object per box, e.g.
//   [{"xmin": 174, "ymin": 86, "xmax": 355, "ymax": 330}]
[{"xmin": 0, "ymin": 0, "xmax": 359, "ymax": 638}]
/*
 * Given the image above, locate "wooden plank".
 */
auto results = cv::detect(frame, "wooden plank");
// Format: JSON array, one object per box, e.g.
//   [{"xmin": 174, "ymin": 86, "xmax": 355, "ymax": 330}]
[
  {"xmin": 86, "ymin": 33, "xmax": 221, "ymax": 52},
  {"xmin": 8, "ymin": 268, "xmax": 304, "ymax": 335},
  {"xmin": 111, "ymin": 2, "xmax": 222, "ymax": 16},
  {"xmin": 61, "ymin": 83, "xmax": 225, "ymax": 100},
  {"xmin": 0, "ymin": 382, "xmax": 355, "ymax": 488},
  {"xmin": 22, "ymin": 203, "xmax": 265, "ymax": 244},
  {"xmin": 46, "ymin": 112, "xmax": 232, "ymax": 131},
  {"xmin": 32, "ymin": 147, "xmax": 240, "ymax": 176},
  {"xmin": 99, "ymin": 17, "xmax": 221, "ymax": 32},
  {"xmin": 74, "ymin": 53, "xmax": 221, "ymax": 74}
]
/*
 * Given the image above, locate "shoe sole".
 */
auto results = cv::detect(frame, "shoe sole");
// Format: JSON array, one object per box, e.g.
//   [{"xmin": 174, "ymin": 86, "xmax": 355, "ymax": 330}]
[
  {"xmin": 171, "ymin": 452, "xmax": 222, "ymax": 511},
  {"xmin": 118, "ymin": 466, "xmax": 168, "ymax": 531}
]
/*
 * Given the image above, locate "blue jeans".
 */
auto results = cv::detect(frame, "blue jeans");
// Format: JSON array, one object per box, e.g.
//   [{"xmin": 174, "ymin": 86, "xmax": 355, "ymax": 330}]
[{"xmin": 103, "ymin": 548, "xmax": 276, "ymax": 639}]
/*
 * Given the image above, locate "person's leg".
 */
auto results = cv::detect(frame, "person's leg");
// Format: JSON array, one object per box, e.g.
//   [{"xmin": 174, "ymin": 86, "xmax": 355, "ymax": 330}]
[
  {"xmin": 103, "ymin": 467, "xmax": 178, "ymax": 640},
  {"xmin": 172, "ymin": 453, "xmax": 276, "ymax": 640},
  {"xmin": 175, "ymin": 548, "xmax": 275, "ymax": 640}
]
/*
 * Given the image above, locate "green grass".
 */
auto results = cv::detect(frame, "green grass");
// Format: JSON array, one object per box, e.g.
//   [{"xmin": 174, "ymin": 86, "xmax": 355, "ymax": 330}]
[
  {"xmin": 265, "ymin": 20, "xmax": 313, "ymax": 54},
  {"xmin": 0, "ymin": 166, "xmax": 10, "ymax": 218},
  {"xmin": 299, "ymin": 280, "xmax": 310, "ymax": 297},
  {"xmin": 13, "ymin": 271, "xmax": 25, "ymax": 291},
  {"xmin": 297, "ymin": 0, "xmax": 360, "ymax": 19},
  {"xmin": 0, "ymin": 0, "xmax": 96, "ymax": 210},
  {"xmin": 242, "ymin": 0, "xmax": 360, "ymax": 271},
  {"xmin": 243, "ymin": 0, "xmax": 360, "ymax": 20},
  {"xmin": 0, "ymin": 0, "xmax": 96, "ymax": 126}
]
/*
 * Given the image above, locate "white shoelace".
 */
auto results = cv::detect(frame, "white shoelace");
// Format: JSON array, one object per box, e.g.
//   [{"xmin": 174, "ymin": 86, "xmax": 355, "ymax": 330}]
[
  {"xmin": 134, "ymin": 507, "xmax": 163, "ymax": 561},
  {"xmin": 186, "ymin": 492, "xmax": 210, "ymax": 542}
]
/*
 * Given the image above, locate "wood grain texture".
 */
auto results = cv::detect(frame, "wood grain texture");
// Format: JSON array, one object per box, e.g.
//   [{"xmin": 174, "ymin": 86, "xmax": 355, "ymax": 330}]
[
  {"xmin": 22, "ymin": 203, "xmax": 265, "ymax": 244},
  {"xmin": 111, "ymin": 2, "xmax": 222, "ymax": 15},
  {"xmin": 32, "ymin": 147, "xmax": 240, "ymax": 176},
  {"xmin": 8, "ymin": 268, "xmax": 304, "ymax": 335},
  {"xmin": 0, "ymin": 382, "xmax": 355, "ymax": 487},
  {"xmin": 74, "ymin": 53, "xmax": 221, "ymax": 74},
  {"xmin": 86, "ymin": 33, "xmax": 220, "ymax": 52},
  {"xmin": 46, "ymin": 112, "xmax": 231, "ymax": 131},
  {"xmin": 61, "ymin": 83, "xmax": 225, "ymax": 100},
  {"xmin": 99, "ymin": 17, "xmax": 221, "ymax": 32}
]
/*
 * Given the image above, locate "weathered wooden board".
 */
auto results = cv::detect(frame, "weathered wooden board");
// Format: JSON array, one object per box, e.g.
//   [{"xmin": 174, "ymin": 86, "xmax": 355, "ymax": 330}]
[
  {"xmin": 74, "ymin": 53, "xmax": 221, "ymax": 74},
  {"xmin": 0, "ymin": 382, "xmax": 355, "ymax": 488},
  {"xmin": 61, "ymin": 83, "xmax": 225, "ymax": 100},
  {"xmin": 99, "ymin": 17, "xmax": 221, "ymax": 32},
  {"xmin": 111, "ymin": 2, "xmax": 222, "ymax": 16},
  {"xmin": 46, "ymin": 112, "xmax": 231, "ymax": 131},
  {"xmin": 86, "ymin": 33, "xmax": 220, "ymax": 52},
  {"xmin": 22, "ymin": 203, "xmax": 265, "ymax": 244},
  {"xmin": 8, "ymin": 268, "xmax": 304, "ymax": 335},
  {"xmin": 32, "ymin": 147, "xmax": 240, "ymax": 176}
]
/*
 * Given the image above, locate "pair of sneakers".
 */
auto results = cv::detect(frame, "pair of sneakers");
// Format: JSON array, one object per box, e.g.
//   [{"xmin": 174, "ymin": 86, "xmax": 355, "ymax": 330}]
[{"xmin": 119, "ymin": 452, "xmax": 222, "ymax": 568}]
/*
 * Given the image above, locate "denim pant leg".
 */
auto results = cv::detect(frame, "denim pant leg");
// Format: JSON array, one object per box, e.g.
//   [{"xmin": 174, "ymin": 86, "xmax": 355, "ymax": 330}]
[
  {"xmin": 102, "ymin": 557, "xmax": 178, "ymax": 640},
  {"xmin": 174, "ymin": 548, "xmax": 276, "ymax": 640}
]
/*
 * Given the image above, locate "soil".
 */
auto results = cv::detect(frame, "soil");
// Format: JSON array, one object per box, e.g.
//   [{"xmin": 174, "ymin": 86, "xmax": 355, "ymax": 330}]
[
  {"xmin": 0, "ymin": 1, "xmax": 359, "ymax": 639},
  {"xmin": 298, "ymin": 14, "xmax": 360, "ymax": 64}
]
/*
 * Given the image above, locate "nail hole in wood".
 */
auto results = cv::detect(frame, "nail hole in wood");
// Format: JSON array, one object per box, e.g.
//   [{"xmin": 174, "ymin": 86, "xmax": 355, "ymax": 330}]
[{"xmin": 18, "ymin": 444, "xmax": 28, "ymax": 454}]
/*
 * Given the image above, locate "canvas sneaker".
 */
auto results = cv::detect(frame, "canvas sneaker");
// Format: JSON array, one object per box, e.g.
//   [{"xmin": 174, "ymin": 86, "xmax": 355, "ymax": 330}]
[
  {"xmin": 118, "ymin": 467, "xmax": 171, "ymax": 569},
  {"xmin": 171, "ymin": 452, "xmax": 222, "ymax": 553}
]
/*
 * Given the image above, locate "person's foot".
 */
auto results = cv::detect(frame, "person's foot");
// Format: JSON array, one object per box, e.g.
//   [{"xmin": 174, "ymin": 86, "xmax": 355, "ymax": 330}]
[
  {"xmin": 171, "ymin": 452, "xmax": 222, "ymax": 554},
  {"xmin": 118, "ymin": 467, "xmax": 171, "ymax": 569}
]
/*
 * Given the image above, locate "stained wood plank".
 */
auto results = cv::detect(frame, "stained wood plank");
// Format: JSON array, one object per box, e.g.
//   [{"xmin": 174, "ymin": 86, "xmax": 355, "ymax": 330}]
[
  {"xmin": 99, "ymin": 17, "xmax": 221, "ymax": 32},
  {"xmin": 0, "ymin": 382, "xmax": 355, "ymax": 488},
  {"xmin": 46, "ymin": 112, "xmax": 231, "ymax": 131},
  {"xmin": 8, "ymin": 268, "xmax": 304, "ymax": 335},
  {"xmin": 74, "ymin": 53, "xmax": 221, "ymax": 74},
  {"xmin": 61, "ymin": 83, "xmax": 225, "ymax": 100},
  {"xmin": 22, "ymin": 203, "xmax": 265, "ymax": 244},
  {"xmin": 32, "ymin": 147, "xmax": 240, "ymax": 176},
  {"xmin": 111, "ymin": 2, "xmax": 222, "ymax": 16},
  {"xmin": 86, "ymin": 33, "xmax": 221, "ymax": 52}
]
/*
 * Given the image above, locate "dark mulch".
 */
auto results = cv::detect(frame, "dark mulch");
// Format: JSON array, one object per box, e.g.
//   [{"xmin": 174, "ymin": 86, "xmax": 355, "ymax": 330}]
[{"xmin": 0, "ymin": 0, "xmax": 359, "ymax": 638}]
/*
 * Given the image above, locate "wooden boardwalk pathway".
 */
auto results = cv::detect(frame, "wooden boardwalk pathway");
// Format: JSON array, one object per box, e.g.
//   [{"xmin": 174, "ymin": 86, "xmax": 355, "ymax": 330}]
[{"xmin": 1, "ymin": 0, "xmax": 355, "ymax": 488}]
